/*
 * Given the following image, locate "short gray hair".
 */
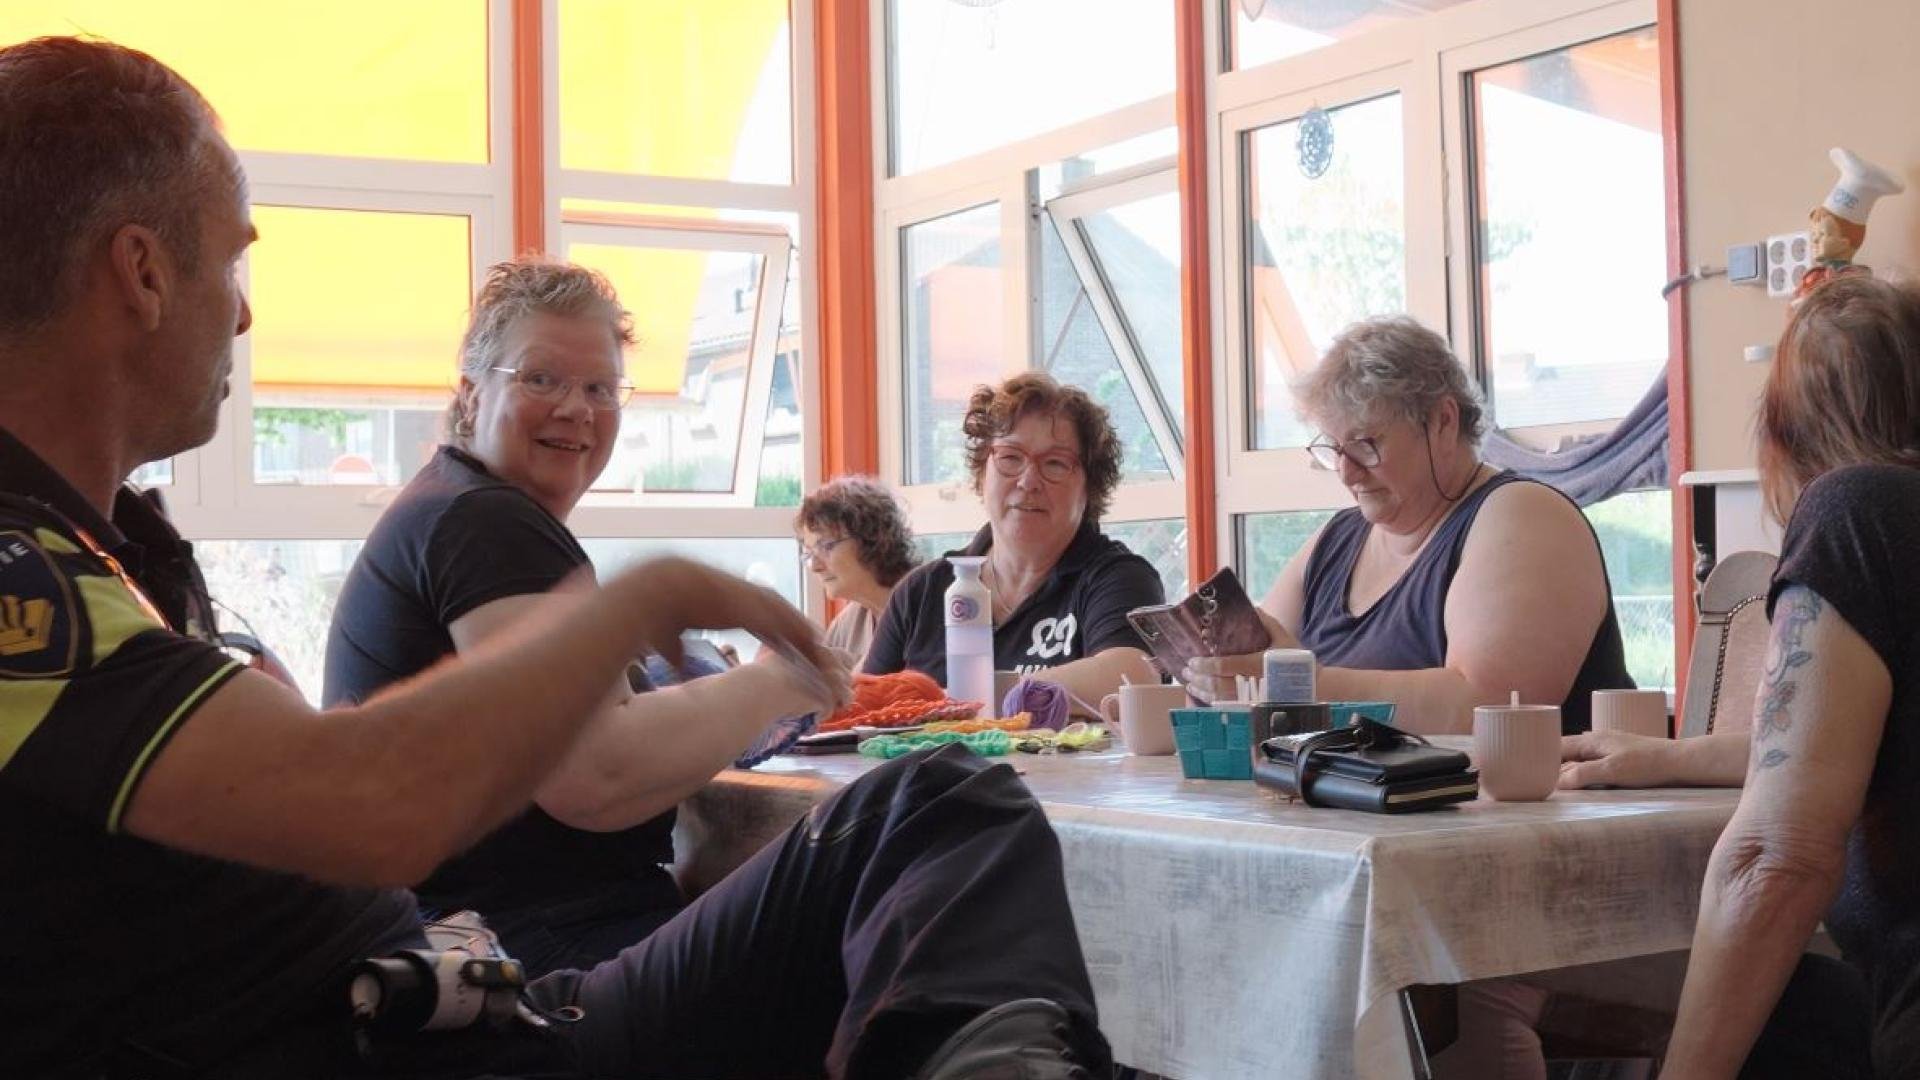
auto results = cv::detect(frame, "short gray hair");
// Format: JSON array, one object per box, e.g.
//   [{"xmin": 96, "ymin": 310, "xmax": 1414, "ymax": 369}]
[
  {"xmin": 449, "ymin": 257, "xmax": 635, "ymax": 440},
  {"xmin": 1295, "ymin": 315, "xmax": 1486, "ymax": 444}
]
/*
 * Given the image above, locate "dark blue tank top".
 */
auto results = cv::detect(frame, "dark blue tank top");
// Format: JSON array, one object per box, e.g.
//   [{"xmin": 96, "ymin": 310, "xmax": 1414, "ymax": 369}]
[{"xmin": 1297, "ymin": 471, "xmax": 1632, "ymax": 733}]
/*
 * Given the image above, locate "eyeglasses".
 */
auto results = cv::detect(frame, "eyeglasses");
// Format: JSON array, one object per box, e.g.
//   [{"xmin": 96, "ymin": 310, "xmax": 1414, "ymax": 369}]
[
  {"xmin": 1305, "ymin": 434, "xmax": 1383, "ymax": 471},
  {"xmin": 800, "ymin": 536, "xmax": 851, "ymax": 564},
  {"xmin": 490, "ymin": 366, "xmax": 635, "ymax": 411},
  {"xmin": 988, "ymin": 445, "xmax": 1081, "ymax": 484}
]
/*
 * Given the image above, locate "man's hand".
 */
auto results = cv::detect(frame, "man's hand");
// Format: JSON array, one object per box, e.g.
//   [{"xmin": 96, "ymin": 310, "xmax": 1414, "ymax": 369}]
[
  {"xmin": 609, "ymin": 557, "xmax": 833, "ymax": 675},
  {"xmin": 1559, "ymin": 730, "xmax": 1684, "ymax": 789}
]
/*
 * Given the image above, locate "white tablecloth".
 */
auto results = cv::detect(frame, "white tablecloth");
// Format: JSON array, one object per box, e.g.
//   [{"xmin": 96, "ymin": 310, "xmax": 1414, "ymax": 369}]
[{"xmin": 673, "ymin": 745, "xmax": 1737, "ymax": 1079}]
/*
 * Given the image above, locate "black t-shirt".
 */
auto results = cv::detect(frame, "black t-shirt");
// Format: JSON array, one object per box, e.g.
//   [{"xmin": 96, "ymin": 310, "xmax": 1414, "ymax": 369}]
[
  {"xmin": 0, "ymin": 429, "xmax": 419, "ymax": 1074},
  {"xmin": 1770, "ymin": 463, "xmax": 1920, "ymax": 1077},
  {"xmin": 323, "ymin": 446, "xmax": 678, "ymax": 925},
  {"xmin": 863, "ymin": 519, "xmax": 1165, "ymax": 683}
]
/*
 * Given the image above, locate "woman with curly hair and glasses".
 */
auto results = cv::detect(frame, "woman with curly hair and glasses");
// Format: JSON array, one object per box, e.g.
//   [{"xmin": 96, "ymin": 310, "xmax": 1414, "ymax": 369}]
[
  {"xmin": 795, "ymin": 476, "xmax": 919, "ymax": 668},
  {"xmin": 862, "ymin": 372, "xmax": 1164, "ymax": 710}
]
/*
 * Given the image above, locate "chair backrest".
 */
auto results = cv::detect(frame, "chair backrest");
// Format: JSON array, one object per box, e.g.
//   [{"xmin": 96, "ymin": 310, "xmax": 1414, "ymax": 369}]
[{"xmin": 1678, "ymin": 551, "xmax": 1779, "ymax": 738}]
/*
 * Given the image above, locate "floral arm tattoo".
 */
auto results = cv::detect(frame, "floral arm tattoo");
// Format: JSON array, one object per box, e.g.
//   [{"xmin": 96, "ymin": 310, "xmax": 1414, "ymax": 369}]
[{"xmin": 1754, "ymin": 585, "xmax": 1824, "ymax": 770}]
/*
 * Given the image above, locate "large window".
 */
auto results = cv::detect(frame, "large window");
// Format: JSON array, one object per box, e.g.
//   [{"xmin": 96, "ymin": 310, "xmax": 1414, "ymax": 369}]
[
  {"xmin": 1243, "ymin": 93, "xmax": 1407, "ymax": 449},
  {"xmin": 1215, "ymin": 0, "xmax": 1672, "ymax": 681},
  {"xmin": 1452, "ymin": 21, "xmax": 1673, "ymax": 684},
  {"xmin": 1039, "ymin": 170, "xmax": 1186, "ymax": 484},
  {"xmin": 0, "ymin": 2, "xmax": 490, "ymax": 163},
  {"xmin": 562, "ymin": 224, "xmax": 794, "ymax": 502},
  {"xmin": 5, "ymin": 2, "xmax": 823, "ymax": 702},
  {"xmin": 1229, "ymin": 0, "xmax": 1476, "ymax": 72},
  {"xmin": 901, "ymin": 204, "xmax": 1004, "ymax": 487},
  {"xmin": 1467, "ymin": 27, "xmax": 1666, "ymax": 429},
  {"xmin": 888, "ymin": 0, "xmax": 1174, "ymax": 175},
  {"xmin": 559, "ymin": 0, "xmax": 792, "ymax": 183},
  {"xmin": 1586, "ymin": 490, "xmax": 1675, "ymax": 690},
  {"xmin": 247, "ymin": 206, "xmax": 474, "ymax": 487}
]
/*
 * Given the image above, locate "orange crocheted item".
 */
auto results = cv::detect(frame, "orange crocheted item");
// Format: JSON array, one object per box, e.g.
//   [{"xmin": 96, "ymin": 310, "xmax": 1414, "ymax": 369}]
[
  {"xmin": 817, "ymin": 671, "xmax": 983, "ymax": 732},
  {"xmin": 922, "ymin": 713, "xmax": 1032, "ymax": 735}
]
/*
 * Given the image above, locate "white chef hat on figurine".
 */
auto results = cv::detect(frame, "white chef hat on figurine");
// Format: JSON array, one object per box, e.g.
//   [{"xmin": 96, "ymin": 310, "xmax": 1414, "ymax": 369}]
[{"xmin": 1822, "ymin": 147, "xmax": 1905, "ymax": 225}]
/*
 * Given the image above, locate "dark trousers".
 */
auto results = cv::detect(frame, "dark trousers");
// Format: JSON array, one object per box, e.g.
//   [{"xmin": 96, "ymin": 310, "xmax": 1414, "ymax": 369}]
[
  {"xmin": 227, "ymin": 745, "xmax": 1107, "ymax": 1080},
  {"xmin": 483, "ymin": 874, "xmax": 686, "ymax": 980},
  {"xmin": 1740, "ymin": 953, "xmax": 1874, "ymax": 1080}
]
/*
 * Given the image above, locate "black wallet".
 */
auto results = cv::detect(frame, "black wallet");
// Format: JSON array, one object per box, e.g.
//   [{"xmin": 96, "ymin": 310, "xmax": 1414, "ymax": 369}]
[{"xmin": 1253, "ymin": 718, "xmax": 1478, "ymax": 813}]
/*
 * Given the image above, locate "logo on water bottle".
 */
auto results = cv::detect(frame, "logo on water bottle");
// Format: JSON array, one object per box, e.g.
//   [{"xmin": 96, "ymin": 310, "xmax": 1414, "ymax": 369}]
[{"xmin": 948, "ymin": 595, "xmax": 981, "ymax": 623}]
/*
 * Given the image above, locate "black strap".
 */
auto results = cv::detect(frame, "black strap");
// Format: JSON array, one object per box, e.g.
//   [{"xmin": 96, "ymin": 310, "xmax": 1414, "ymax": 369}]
[
  {"xmin": 1289, "ymin": 719, "xmax": 1432, "ymax": 807},
  {"xmin": 1291, "ymin": 726, "xmax": 1359, "ymax": 808}
]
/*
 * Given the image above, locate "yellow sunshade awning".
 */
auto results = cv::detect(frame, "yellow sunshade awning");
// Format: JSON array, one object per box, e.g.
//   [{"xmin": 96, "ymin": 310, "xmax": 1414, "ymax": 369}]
[
  {"xmin": 248, "ymin": 206, "xmax": 472, "ymax": 393},
  {"xmin": 0, "ymin": 1, "xmax": 487, "ymax": 163}
]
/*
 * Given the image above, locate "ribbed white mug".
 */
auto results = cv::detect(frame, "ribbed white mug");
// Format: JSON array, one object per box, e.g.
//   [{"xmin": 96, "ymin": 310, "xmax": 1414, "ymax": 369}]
[
  {"xmin": 1590, "ymin": 689, "xmax": 1669, "ymax": 739},
  {"xmin": 1473, "ymin": 704, "xmax": 1561, "ymax": 801}
]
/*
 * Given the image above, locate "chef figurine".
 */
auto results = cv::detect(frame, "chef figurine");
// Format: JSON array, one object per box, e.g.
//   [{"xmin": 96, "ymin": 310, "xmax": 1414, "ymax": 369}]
[{"xmin": 1796, "ymin": 147, "xmax": 1905, "ymax": 303}]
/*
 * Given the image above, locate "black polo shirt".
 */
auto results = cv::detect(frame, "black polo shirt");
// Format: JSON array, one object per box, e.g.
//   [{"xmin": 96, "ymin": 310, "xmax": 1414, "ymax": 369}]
[
  {"xmin": 324, "ymin": 445, "xmax": 680, "ymax": 938},
  {"xmin": 0, "ymin": 428, "xmax": 419, "ymax": 1074},
  {"xmin": 863, "ymin": 519, "xmax": 1165, "ymax": 684}
]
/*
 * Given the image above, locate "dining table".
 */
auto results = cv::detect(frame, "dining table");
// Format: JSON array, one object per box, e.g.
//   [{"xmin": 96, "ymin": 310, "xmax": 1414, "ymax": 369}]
[{"xmin": 672, "ymin": 740, "xmax": 1737, "ymax": 1079}]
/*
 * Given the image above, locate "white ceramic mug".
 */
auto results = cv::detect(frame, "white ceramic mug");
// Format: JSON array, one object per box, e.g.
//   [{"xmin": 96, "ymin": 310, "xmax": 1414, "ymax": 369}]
[
  {"xmin": 1099, "ymin": 683, "xmax": 1187, "ymax": 756},
  {"xmin": 1590, "ymin": 689, "xmax": 1670, "ymax": 739},
  {"xmin": 1473, "ymin": 704, "xmax": 1562, "ymax": 801}
]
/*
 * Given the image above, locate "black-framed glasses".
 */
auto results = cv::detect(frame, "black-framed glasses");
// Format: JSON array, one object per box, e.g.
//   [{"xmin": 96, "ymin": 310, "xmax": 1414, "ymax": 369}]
[
  {"xmin": 988, "ymin": 445, "xmax": 1081, "ymax": 484},
  {"xmin": 1305, "ymin": 435, "xmax": 1383, "ymax": 470},
  {"xmin": 800, "ymin": 535, "xmax": 851, "ymax": 564},
  {"xmin": 490, "ymin": 366, "xmax": 635, "ymax": 411}
]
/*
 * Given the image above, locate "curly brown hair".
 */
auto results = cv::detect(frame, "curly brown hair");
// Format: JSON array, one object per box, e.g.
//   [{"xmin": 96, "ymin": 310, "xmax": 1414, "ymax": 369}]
[
  {"xmin": 794, "ymin": 476, "xmax": 919, "ymax": 587},
  {"xmin": 961, "ymin": 372, "xmax": 1122, "ymax": 522}
]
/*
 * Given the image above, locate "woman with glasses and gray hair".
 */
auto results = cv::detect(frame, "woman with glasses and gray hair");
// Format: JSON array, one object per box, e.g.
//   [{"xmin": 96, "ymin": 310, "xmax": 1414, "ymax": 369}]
[
  {"xmin": 795, "ymin": 476, "xmax": 919, "ymax": 669},
  {"xmin": 863, "ymin": 372, "xmax": 1164, "ymax": 710},
  {"xmin": 1186, "ymin": 315, "xmax": 1631, "ymax": 734},
  {"xmin": 322, "ymin": 256, "xmax": 849, "ymax": 975}
]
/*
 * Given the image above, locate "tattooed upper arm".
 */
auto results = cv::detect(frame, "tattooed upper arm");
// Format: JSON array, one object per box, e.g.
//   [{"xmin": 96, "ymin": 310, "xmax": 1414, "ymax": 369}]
[{"xmin": 1754, "ymin": 585, "xmax": 1825, "ymax": 754}]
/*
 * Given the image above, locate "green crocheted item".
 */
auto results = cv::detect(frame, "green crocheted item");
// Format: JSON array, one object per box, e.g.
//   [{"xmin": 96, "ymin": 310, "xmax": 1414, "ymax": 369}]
[{"xmin": 856, "ymin": 729, "xmax": 1013, "ymax": 759}]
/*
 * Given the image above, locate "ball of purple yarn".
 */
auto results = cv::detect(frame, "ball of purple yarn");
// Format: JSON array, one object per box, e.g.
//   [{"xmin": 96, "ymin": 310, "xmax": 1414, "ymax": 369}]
[{"xmin": 1004, "ymin": 678, "xmax": 1070, "ymax": 730}]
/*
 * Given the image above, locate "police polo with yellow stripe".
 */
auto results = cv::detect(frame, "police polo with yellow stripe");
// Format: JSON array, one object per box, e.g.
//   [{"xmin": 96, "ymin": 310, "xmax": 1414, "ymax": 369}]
[{"xmin": 0, "ymin": 429, "xmax": 420, "ymax": 1074}]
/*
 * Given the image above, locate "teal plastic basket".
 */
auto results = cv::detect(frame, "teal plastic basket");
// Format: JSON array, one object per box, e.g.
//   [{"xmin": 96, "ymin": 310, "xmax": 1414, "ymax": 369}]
[{"xmin": 1170, "ymin": 706, "xmax": 1254, "ymax": 780}]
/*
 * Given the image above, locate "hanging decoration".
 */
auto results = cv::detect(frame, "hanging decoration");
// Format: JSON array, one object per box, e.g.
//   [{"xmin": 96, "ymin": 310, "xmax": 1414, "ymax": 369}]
[{"xmin": 1297, "ymin": 105, "xmax": 1334, "ymax": 179}]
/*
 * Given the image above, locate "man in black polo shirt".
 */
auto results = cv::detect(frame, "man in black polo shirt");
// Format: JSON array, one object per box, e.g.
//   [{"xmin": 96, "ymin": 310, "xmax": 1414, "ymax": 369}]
[{"xmin": 0, "ymin": 36, "xmax": 1110, "ymax": 1079}]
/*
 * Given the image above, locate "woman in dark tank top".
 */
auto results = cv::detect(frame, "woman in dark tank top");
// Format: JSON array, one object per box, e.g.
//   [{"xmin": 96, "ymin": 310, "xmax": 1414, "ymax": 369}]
[{"xmin": 1184, "ymin": 316, "xmax": 1632, "ymax": 734}]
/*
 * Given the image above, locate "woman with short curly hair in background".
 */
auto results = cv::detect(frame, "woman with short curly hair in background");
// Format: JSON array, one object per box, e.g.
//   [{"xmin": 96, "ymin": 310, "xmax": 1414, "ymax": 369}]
[{"xmin": 795, "ymin": 476, "xmax": 918, "ymax": 668}]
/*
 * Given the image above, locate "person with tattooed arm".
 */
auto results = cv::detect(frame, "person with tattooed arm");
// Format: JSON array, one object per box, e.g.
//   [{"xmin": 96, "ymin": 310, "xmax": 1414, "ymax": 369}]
[{"xmin": 1652, "ymin": 276, "xmax": 1920, "ymax": 1078}]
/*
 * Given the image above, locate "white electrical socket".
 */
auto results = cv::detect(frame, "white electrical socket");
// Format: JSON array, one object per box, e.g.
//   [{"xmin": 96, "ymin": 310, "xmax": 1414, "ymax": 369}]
[{"xmin": 1766, "ymin": 231, "xmax": 1812, "ymax": 299}]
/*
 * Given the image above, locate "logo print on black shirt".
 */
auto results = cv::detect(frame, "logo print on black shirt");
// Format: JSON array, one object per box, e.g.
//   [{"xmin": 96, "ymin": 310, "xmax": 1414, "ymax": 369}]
[{"xmin": 1027, "ymin": 614, "xmax": 1078, "ymax": 661}]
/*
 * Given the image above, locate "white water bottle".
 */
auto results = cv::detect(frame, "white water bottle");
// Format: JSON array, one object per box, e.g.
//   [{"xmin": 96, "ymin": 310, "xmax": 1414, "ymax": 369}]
[{"xmin": 944, "ymin": 556, "xmax": 996, "ymax": 718}]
